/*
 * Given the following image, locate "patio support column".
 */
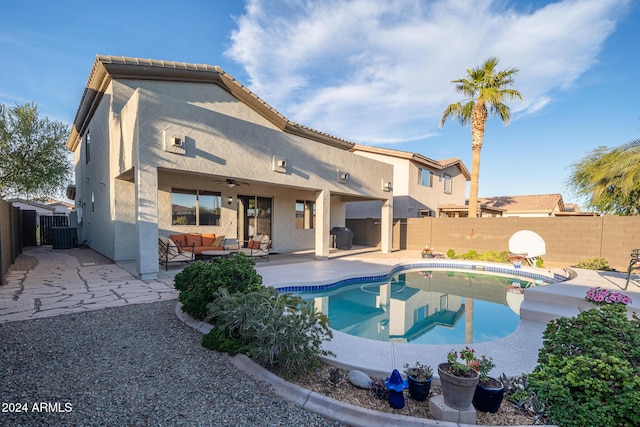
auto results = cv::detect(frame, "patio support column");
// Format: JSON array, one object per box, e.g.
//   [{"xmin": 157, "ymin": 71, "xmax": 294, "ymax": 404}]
[
  {"xmin": 315, "ymin": 189, "xmax": 330, "ymax": 260},
  {"xmin": 380, "ymin": 197, "xmax": 393, "ymax": 253},
  {"xmin": 135, "ymin": 164, "xmax": 159, "ymax": 280}
]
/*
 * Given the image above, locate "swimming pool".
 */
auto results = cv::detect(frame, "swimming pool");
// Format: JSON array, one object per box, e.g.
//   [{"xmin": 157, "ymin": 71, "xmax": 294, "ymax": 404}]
[{"xmin": 286, "ymin": 268, "xmax": 545, "ymax": 345}]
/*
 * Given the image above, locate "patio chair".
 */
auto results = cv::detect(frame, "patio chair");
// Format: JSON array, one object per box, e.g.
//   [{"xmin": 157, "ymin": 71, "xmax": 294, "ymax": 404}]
[
  {"xmin": 624, "ymin": 248, "xmax": 640, "ymax": 290},
  {"xmin": 238, "ymin": 234, "xmax": 270, "ymax": 261},
  {"xmin": 158, "ymin": 235, "xmax": 195, "ymax": 271},
  {"xmin": 223, "ymin": 237, "xmax": 241, "ymax": 251}
]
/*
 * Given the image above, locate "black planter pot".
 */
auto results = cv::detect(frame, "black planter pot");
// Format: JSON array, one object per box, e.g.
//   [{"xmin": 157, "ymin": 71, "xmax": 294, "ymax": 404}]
[
  {"xmin": 472, "ymin": 378, "xmax": 505, "ymax": 413},
  {"xmin": 407, "ymin": 376, "xmax": 432, "ymax": 401}
]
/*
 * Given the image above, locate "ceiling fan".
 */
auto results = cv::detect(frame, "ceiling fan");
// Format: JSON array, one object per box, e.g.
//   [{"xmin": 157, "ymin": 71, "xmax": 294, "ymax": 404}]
[{"xmin": 225, "ymin": 178, "xmax": 248, "ymax": 187}]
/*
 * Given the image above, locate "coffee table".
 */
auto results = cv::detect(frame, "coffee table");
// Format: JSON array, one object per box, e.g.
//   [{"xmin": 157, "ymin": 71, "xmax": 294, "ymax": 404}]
[{"xmin": 200, "ymin": 250, "xmax": 232, "ymax": 262}]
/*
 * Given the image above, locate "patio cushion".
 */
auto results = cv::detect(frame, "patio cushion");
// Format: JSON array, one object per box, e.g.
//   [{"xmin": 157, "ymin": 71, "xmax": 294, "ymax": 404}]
[
  {"xmin": 170, "ymin": 234, "xmax": 187, "ymax": 252},
  {"xmin": 185, "ymin": 233, "xmax": 202, "ymax": 247},
  {"xmin": 201, "ymin": 233, "xmax": 216, "ymax": 246},
  {"xmin": 248, "ymin": 240, "xmax": 261, "ymax": 249},
  {"xmin": 212, "ymin": 235, "xmax": 225, "ymax": 246}
]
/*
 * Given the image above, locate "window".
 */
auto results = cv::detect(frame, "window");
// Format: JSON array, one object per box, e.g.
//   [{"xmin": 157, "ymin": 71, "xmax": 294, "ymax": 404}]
[
  {"xmin": 85, "ymin": 131, "xmax": 91, "ymax": 164},
  {"xmin": 443, "ymin": 174, "xmax": 452, "ymax": 194},
  {"xmin": 171, "ymin": 189, "xmax": 221, "ymax": 226},
  {"xmin": 295, "ymin": 200, "xmax": 315, "ymax": 229},
  {"xmin": 419, "ymin": 169, "xmax": 432, "ymax": 187}
]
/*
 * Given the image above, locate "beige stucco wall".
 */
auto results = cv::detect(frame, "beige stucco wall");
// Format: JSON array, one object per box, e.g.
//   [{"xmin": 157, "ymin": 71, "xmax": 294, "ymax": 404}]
[
  {"xmin": 71, "ymin": 78, "xmax": 393, "ymax": 275},
  {"xmin": 348, "ymin": 151, "xmax": 467, "ymax": 219}
]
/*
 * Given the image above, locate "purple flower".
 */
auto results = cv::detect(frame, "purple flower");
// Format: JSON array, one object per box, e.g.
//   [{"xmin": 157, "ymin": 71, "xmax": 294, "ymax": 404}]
[{"xmin": 585, "ymin": 287, "xmax": 632, "ymax": 306}]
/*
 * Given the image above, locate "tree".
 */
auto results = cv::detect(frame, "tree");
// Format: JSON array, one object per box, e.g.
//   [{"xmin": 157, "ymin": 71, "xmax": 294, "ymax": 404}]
[
  {"xmin": 568, "ymin": 139, "xmax": 640, "ymax": 215},
  {"xmin": 0, "ymin": 102, "xmax": 72, "ymax": 199},
  {"xmin": 440, "ymin": 57, "xmax": 522, "ymax": 217}
]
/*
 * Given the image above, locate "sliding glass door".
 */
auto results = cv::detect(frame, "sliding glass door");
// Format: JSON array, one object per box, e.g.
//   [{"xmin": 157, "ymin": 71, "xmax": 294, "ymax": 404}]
[{"xmin": 237, "ymin": 195, "xmax": 272, "ymax": 243}]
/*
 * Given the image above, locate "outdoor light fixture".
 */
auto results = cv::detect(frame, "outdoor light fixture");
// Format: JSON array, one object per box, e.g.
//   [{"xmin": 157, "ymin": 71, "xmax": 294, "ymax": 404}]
[
  {"xmin": 337, "ymin": 170, "xmax": 349, "ymax": 183},
  {"xmin": 227, "ymin": 196, "xmax": 233, "ymax": 205}
]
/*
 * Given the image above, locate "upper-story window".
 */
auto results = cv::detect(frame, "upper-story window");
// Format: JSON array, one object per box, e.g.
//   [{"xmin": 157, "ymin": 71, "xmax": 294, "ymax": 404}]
[
  {"xmin": 85, "ymin": 131, "xmax": 91, "ymax": 164},
  {"xmin": 420, "ymin": 169, "xmax": 432, "ymax": 187},
  {"xmin": 171, "ymin": 189, "xmax": 221, "ymax": 226},
  {"xmin": 443, "ymin": 174, "xmax": 452, "ymax": 194}
]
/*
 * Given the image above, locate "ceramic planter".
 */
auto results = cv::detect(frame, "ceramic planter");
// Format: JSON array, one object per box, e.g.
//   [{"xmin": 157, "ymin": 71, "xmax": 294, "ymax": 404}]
[
  {"xmin": 422, "ymin": 253, "xmax": 435, "ymax": 258},
  {"xmin": 438, "ymin": 363, "xmax": 479, "ymax": 410},
  {"xmin": 473, "ymin": 378, "xmax": 504, "ymax": 413},
  {"xmin": 407, "ymin": 376, "xmax": 432, "ymax": 401}
]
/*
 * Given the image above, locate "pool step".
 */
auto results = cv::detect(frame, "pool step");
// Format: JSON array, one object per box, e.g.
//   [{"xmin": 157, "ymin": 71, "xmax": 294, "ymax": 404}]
[
  {"xmin": 519, "ymin": 299, "xmax": 581, "ymax": 324},
  {"xmin": 519, "ymin": 283, "xmax": 591, "ymax": 324}
]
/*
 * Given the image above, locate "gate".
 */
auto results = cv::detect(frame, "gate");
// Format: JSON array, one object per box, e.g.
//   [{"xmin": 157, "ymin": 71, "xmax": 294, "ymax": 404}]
[
  {"xmin": 22, "ymin": 210, "xmax": 37, "ymax": 247},
  {"xmin": 39, "ymin": 215, "xmax": 68, "ymax": 246}
]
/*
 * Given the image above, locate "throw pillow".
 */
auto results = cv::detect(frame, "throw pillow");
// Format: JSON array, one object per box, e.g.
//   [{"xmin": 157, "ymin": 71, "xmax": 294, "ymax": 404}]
[
  {"xmin": 201, "ymin": 233, "xmax": 216, "ymax": 246},
  {"xmin": 185, "ymin": 233, "xmax": 202, "ymax": 247}
]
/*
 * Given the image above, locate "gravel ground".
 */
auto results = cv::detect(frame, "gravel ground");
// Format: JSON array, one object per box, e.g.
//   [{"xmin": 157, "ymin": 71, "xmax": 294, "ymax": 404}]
[{"xmin": 0, "ymin": 301, "xmax": 343, "ymax": 427}]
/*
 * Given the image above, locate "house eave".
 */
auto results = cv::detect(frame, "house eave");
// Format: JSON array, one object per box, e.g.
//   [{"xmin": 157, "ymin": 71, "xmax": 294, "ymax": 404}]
[{"xmin": 66, "ymin": 55, "xmax": 354, "ymax": 152}]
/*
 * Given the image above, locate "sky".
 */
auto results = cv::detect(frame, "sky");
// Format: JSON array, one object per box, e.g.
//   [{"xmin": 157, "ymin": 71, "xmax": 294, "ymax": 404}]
[{"xmin": 1, "ymin": 0, "xmax": 639, "ymax": 207}]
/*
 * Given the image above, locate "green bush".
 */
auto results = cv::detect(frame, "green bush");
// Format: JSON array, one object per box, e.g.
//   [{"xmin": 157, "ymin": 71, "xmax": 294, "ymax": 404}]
[
  {"xmin": 574, "ymin": 257, "xmax": 612, "ymax": 271},
  {"xmin": 202, "ymin": 287, "xmax": 334, "ymax": 378},
  {"xmin": 174, "ymin": 254, "xmax": 263, "ymax": 320},
  {"xmin": 529, "ymin": 304, "xmax": 640, "ymax": 426},
  {"xmin": 446, "ymin": 248, "xmax": 456, "ymax": 258}
]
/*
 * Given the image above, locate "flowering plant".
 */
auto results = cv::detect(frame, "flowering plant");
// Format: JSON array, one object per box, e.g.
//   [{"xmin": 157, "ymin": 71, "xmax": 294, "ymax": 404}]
[
  {"xmin": 508, "ymin": 253, "xmax": 526, "ymax": 263},
  {"xmin": 469, "ymin": 355, "xmax": 495, "ymax": 384},
  {"xmin": 585, "ymin": 287, "xmax": 632, "ymax": 306},
  {"xmin": 421, "ymin": 246, "xmax": 433, "ymax": 255},
  {"xmin": 446, "ymin": 346, "xmax": 479, "ymax": 377}
]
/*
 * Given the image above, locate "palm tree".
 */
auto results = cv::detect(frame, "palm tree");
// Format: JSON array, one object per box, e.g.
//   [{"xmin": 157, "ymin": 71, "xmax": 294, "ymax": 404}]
[
  {"xmin": 568, "ymin": 139, "xmax": 640, "ymax": 215},
  {"xmin": 440, "ymin": 57, "xmax": 522, "ymax": 217}
]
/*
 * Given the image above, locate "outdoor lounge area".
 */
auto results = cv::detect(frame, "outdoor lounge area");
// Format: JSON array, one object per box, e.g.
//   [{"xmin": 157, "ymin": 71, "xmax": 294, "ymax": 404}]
[{"xmin": 158, "ymin": 233, "xmax": 272, "ymax": 270}]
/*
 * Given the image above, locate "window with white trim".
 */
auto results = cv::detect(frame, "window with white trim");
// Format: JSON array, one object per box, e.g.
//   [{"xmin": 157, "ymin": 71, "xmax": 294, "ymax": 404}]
[
  {"xmin": 443, "ymin": 174, "xmax": 452, "ymax": 194},
  {"xmin": 419, "ymin": 169, "xmax": 432, "ymax": 187}
]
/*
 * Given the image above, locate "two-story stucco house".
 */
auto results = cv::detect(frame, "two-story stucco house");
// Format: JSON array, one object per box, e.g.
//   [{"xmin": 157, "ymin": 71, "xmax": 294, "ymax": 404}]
[
  {"xmin": 65, "ymin": 56, "xmax": 394, "ymax": 279},
  {"xmin": 345, "ymin": 145, "xmax": 470, "ymax": 219}
]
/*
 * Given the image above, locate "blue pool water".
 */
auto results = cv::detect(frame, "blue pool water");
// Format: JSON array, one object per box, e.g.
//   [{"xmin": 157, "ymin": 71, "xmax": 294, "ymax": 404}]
[{"xmin": 289, "ymin": 269, "xmax": 536, "ymax": 345}]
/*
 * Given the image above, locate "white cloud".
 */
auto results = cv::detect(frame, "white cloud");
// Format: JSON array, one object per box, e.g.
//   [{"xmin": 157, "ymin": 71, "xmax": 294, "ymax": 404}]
[{"xmin": 225, "ymin": 0, "xmax": 629, "ymax": 145}]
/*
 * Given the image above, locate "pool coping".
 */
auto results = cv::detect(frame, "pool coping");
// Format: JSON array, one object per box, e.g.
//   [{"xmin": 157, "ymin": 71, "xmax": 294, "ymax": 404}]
[{"xmin": 271, "ymin": 260, "xmax": 564, "ymax": 380}]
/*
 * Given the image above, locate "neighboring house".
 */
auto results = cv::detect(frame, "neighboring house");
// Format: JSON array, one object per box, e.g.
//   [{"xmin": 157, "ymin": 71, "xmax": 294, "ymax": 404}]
[
  {"xmin": 478, "ymin": 194, "xmax": 566, "ymax": 217},
  {"xmin": 8, "ymin": 198, "xmax": 73, "ymax": 216},
  {"xmin": 65, "ymin": 55, "xmax": 394, "ymax": 279},
  {"xmin": 346, "ymin": 145, "xmax": 470, "ymax": 219},
  {"xmin": 439, "ymin": 194, "xmax": 595, "ymax": 218}
]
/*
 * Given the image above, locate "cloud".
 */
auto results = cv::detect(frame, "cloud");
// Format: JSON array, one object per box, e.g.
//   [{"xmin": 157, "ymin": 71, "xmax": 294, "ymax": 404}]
[{"xmin": 225, "ymin": 0, "xmax": 629, "ymax": 145}]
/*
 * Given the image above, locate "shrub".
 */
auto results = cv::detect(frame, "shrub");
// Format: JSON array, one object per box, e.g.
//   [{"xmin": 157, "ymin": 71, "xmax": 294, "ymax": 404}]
[
  {"xmin": 446, "ymin": 249, "xmax": 456, "ymax": 259},
  {"xmin": 529, "ymin": 304, "xmax": 640, "ymax": 426},
  {"xmin": 574, "ymin": 257, "xmax": 612, "ymax": 271},
  {"xmin": 174, "ymin": 254, "xmax": 263, "ymax": 320},
  {"xmin": 202, "ymin": 287, "xmax": 334, "ymax": 378}
]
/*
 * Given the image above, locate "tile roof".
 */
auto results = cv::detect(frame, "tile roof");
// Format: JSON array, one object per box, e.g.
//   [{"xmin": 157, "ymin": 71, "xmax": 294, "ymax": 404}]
[
  {"xmin": 477, "ymin": 194, "xmax": 564, "ymax": 214},
  {"xmin": 67, "ymin": 55, "xmax": 355, "ymax": 152},
  {"xmin": 350, "ymin": 144, "xmax": 471, "ymax": 179}
]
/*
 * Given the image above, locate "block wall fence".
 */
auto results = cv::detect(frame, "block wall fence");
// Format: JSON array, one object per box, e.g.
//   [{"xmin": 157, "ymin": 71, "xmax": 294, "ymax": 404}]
[{"xmin": 346, "ymin": 216, "xmax": 640, "ymax": 272}]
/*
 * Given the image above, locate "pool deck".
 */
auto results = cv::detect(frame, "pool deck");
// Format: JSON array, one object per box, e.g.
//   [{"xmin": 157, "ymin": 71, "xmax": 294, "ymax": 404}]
[
  {"xmin": 254, "ymin": 251, "xmax": 640, "ymax": 381},
  {"xmin": 3, "ymin": 247, "xmax": 639, "ymax": 427}
]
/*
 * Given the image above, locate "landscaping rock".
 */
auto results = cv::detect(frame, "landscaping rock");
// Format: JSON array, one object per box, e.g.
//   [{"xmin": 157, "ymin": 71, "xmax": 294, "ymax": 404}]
[{"xmin": 348, "ymin": 370, "xmax": 372, "ymax": 389}]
